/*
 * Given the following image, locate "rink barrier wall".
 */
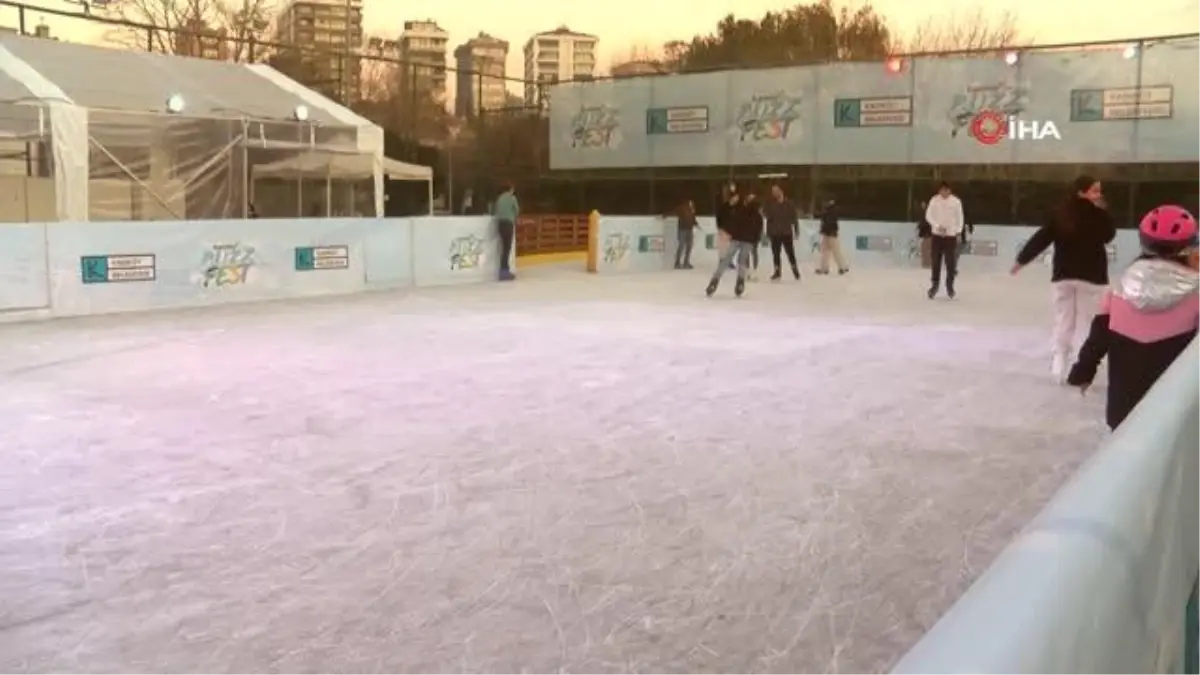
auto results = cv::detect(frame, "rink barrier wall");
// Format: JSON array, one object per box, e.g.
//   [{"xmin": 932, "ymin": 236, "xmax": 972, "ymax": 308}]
[
  {"xmin": 589, "ymin": 216, "xmax": 1141, "ymax": 275},
  {"xmin": 893, "ymin": 340, "xmax": 1200, "ymax": 674},
  {"xmin": 0, "ymin": 217, "xmax": 515, "ymax": 320}
]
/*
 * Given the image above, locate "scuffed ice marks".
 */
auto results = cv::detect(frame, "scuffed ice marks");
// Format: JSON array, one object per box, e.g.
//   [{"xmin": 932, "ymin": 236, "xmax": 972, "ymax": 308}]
[{"xmin": 0, "ymin": 276, "xmax": 1103, "ymax": 673}]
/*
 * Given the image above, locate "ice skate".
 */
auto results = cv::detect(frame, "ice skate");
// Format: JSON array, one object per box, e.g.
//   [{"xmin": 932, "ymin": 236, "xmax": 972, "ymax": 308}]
[
  {"xmin": 792, "ymin": 266, "xmax": 801, "ymax": 280},
  {"xmin": 770, "ymin": 267, "xmax": 782, "ymax": 281},
  {"xmin": 705, "ymin": 279, "xmax": 718, "ymax": 297},
  {"xmin": 838, "ymin": 268, "xmax": 849, "ymax": 275},
  {"xmin": 1051, "ymin": 353, "xmax": 1067, "ymax": 384},
  {"xmin": 927, "ymin": 286, "xmax": 937, "ymax": 299},
  {"xmin": 947, "ymin": 286, "xmax": 956, "ymax": 299},
  {"xmin": 734, "ymin": 278, "xmax": 745, "ymax": 297},
  {"xmin": 499, "ymin": 270, "xmax": 516, "ymax": 282}
]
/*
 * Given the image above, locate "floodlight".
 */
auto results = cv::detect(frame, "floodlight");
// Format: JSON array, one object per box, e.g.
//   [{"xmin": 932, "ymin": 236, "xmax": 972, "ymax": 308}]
[
  {"xmin": 165, "ymin": 93, "xmax": 185, "ymax": 113},
  {"xmin": 293, "ymin": 104, "xmax": 309, "ymax": 121}
]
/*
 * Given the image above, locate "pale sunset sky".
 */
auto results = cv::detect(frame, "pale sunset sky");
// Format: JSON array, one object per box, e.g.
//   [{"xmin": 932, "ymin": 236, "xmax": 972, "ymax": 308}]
[{"xmin": 0, "ymin": 0, "xmax": 1196, "ymax": 90}]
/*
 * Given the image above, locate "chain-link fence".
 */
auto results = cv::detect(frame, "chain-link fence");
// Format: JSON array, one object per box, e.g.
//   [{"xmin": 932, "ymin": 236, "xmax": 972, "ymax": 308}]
[{"xmin": 4, "ymin": 1, "xmax": 1194, "ymax": 224}]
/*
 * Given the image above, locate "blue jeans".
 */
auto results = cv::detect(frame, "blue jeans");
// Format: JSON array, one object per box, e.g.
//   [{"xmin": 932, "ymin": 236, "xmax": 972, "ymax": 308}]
[{"xmin": 711, "ymin": 241, "xmax": 754, "ymax": 282}]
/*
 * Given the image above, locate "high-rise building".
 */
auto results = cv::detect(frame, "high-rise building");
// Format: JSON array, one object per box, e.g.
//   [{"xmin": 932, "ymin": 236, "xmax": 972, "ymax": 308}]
[
  {"xmin": 273, "ymin": 0, "xmax": 364, "ymax": 102},
  {"xmin": 453, "ymin": 32, "xmax": 508, "ymax": 118},
  {"xmin": 173, "ymin": 18, "xmax": 228, "ymax": 61},
  {"xmin": 522, "ymin": 27, "xmax": 598, "ymax": 107},
  {"xmin": 399, "ymin": 20, "xmax": 449, "ymax": 102}
]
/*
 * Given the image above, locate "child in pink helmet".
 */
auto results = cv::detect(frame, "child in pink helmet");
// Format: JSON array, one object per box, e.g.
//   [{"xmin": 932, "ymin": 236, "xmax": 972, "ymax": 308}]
[{"xmin": 1067, "ymin": 205, "xmax": 1199, "ymax": 429}]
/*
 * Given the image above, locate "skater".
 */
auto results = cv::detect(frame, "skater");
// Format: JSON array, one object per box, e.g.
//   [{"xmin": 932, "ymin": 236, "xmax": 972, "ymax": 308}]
[
  {"xmin": 816, "ymin": 197, "xmax": 849, "ymax": 275},
  {"xmin": 745, "ymin": 191, "xmax": 764, "ymax": 281},
  {"xmin": 715, "ymin": 184, "xmax": 738, "ymax": 270},
  {"xmin": 916, "ymin": 201, "xmax": 933, "ymax": 268},
  {"xmin": 1066, "ymin": 205, "xmax": 1198, "ymax": 429},
  {"xmin": 674, "ymin": 199, "xmax": 698, "ymax": 269},
  {"xmin": 492, "ymin": 181, "xmax": 519, "ymax": 281},
  {"xmin": 706, "ymin": 186, "xmax": 759, "ymax": 298},
  {"xmin": 924, "ymin": 182, "xmax": 965, "ymax": 298},
  {"xmin": 763, "ymin": 184, "xmax": 801, "ymax": 281},
  {"xmin": 1012, "ymin": 175, "xmax": 1116, "ymax": 382}
]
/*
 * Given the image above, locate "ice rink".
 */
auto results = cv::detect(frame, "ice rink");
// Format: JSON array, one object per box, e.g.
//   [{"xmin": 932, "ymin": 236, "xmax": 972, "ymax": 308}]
[{"xmin": 0, "ymin": 265, "xmax": 1110, "ymax": 673}]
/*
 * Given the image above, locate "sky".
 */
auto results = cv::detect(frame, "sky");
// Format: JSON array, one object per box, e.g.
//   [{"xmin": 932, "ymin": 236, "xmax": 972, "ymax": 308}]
[{"xmin": 0, "ymin": 0, "xmax": 1196, "ymax": 95}]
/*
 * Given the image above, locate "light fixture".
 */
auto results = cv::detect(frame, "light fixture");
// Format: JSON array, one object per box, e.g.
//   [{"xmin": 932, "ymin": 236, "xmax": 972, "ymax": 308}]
[
  {"xmin": 1004, "ymin": 51, "xmax": 1020, "ymax": 66},
  {"xmin": 165, "ymin": 93, "xmax": 185, "ymax": 114},
  {"xmin": 293, "ymin": 104, "xmax": 309, "ymax": 121},
  {"xmin": 885, "ymin": 57, "xmax": 904, "ymax": 74},
  {"xmin": 1122, "ymin": 44, "xmax": 1139, "ymax": 59}
]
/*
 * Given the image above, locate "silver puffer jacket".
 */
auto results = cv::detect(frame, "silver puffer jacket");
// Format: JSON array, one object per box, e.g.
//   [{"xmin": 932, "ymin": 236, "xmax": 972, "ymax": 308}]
[{"xmin": 1112, "ymin": 258, "xmax": 1199, "ymax": 312}]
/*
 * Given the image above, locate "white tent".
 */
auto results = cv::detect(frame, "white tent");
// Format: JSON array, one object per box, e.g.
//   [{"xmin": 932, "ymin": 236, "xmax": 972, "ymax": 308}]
[
  {"xmin": 253, "ymin": 154, "xmax": 433, "ymax": 214},
  {"xmin": 0, "ymin": 31, "xmax": 390, "ymax": 220}
]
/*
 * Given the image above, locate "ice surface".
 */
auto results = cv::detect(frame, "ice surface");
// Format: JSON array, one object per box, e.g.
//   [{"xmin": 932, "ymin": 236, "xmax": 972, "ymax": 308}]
[{"xmin": 0, "ymin": 266, "xmax": 1108, "ymax": 673}]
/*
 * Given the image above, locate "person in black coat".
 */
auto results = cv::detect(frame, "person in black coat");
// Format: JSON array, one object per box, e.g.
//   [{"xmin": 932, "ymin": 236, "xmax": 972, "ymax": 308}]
[
  {"xmin": 763, "ymin": 184, "xmax": 801, "ymax": 280},
  {"xmin": 706, "ymin": 186, "xmax": 761, "ymax": 298},
  {"xmin": 1012, "ymin": 174, "xmax": 1117, "ymax": 382},
  {"xmin": 816, "ymin": 198, "xmax": 849, "ymax": 275}
]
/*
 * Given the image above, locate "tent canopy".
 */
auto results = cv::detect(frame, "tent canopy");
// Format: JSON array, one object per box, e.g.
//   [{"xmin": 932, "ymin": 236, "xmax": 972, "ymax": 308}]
[
  {"xmin": 253, "ymin": 154, "xmax": 432, "ymax": 182},
  {"xmin": 0, "ymin": 31, "xmax": 389, "ymax": 220}
]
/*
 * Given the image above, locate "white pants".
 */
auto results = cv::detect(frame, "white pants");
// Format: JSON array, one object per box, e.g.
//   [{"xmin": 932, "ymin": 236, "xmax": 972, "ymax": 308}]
[{"xmin": 1051, "ymin": 280, "xmax": 1106, "ymax": 359}]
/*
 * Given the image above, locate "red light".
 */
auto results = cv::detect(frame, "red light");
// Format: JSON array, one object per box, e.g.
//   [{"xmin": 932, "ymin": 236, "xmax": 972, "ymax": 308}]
[{"xmin": 885, "ymin": 57, "xmax": 903, "ymax": 73}]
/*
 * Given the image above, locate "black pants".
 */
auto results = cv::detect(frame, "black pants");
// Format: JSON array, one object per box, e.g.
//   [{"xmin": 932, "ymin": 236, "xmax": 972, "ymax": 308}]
[
  {"xmin": 769, "ymin": 235, "xmax": 798, "ymax": 272},
  {"xmin": 929, "ymin": 235, "xmax": 958, "ymax": 291},
  {"xmin": 497, "ymin": 218, "xmax": 514, "ymax": 272}
]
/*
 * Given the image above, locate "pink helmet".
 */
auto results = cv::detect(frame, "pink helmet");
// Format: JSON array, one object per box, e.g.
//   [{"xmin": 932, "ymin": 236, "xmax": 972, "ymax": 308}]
[{"xmin": 1139, "ymin": 205, "xmax": 1198, "ymax": 256}]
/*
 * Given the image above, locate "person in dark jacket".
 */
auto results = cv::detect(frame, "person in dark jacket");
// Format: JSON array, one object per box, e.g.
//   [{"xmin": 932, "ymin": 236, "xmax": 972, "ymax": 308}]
[
  {"xmin": 715, "ymin": 183, "xmax": 738, "ymax": 270},
  {"xmin": 1067, "ymin": 205, "xmax": 1198, "ymax": 429},
  {"xmin": 915, "ymin": 200, "xmax": 933, "ymax": 268},
  {"xmin": 706, "ymin": 187, "xmax": 760, "ymax": 298},
  {"xmin": 744, "ymin": 192, "xmax": 764, "ymax": 281},
  {"xmin": 1012, "ymin": 174, "xmax": 1117, "ymax": 382},
  {"xmin": 673, "ymin": 199, "xmax": 698, "ymax": 269},
  {"xmin": 816, "ymin": 198, "xmax": 849, "ymax": 275},
  {"xmin": 763, "ymin": 184, "xmax": 800, "ymax": 281}
]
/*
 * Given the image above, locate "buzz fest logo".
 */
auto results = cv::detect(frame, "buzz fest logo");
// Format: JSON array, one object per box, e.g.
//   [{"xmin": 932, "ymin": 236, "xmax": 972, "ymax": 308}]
[{"xmin": 734, "ymin": 91, "xmax": 802, "ymax": 142}]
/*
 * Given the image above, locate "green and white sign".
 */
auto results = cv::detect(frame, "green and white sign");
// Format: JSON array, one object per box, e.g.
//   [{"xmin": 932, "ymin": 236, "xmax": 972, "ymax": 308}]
[
  {"xmin": 1070, "ymin": 86, "xmax": 1173, "ymax": 121},
  {"xmin": 80, "ymin": 254, "xmax": 156, "ymax": 283},
  {"xmin": 646, "ymin": 106, "xmax": 709, "ymax": 134},
  {"xmin": 294, "ymin": 245, "xmax": 349, "ymax": 271},
  {"xmin": 834, "ymin": 97, "xmax": 913, "ymax": 127}
]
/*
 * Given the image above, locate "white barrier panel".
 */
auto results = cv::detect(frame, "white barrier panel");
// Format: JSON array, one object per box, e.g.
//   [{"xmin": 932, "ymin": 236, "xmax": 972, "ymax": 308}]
[
  {"xmin": 594, "ymin": 217, "xmax": 1142, "ymax": 277},
  {"xmin": 47, "ymin": 218, "xmax": 369, "ymax": 317},
  {"xmin": 411, "ymin": 216, "xmax": 514, "ymax": 286},
  {"xmin": 363, "ymin": 218, "xmax": 415, "ymax": 290},
  {"xmin": 0, "ymin": 216, "xmax": 514, "ymax": 322},
  {"xmin": 0, "ymin": 223, "xmax": 50, "ymax": 312},
  {"xmin": 590, "ymin": 215, "xmax": 671, "ymax": 275},
  {"xmin": 894, "ymin": 341, "xmax": 1199, "ymax": 673}
]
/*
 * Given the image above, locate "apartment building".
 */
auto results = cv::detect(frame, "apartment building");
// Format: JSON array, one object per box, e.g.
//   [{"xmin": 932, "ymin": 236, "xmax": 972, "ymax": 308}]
[
  {"xmin": 453, "ymin": 32, "xmax": 508, "ymax": 118},
  {"xmin": 274, "ymin": 0, "xmax": 364, "ymax": 102},
  {"xmin": 399, "ymin": 20, "xmax": 449, "ymax": 101},
  {"xmin": 173, "ymin": 18, "xmax": 228, "ymax": 61},
  {"xmin": 522, "ymin": 27, "xmax": 598, "ymax": 106}
]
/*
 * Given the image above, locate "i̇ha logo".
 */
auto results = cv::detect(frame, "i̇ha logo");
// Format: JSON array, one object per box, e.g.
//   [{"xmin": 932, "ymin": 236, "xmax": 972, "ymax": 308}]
[{"xmin": 970, "ymin": 110, "xmax": 1061, "ymax": 145}]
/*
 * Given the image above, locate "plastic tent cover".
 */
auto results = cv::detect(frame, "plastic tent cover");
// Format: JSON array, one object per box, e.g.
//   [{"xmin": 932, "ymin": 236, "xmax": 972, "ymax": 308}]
[
  {"xmin": 0, "ymin": 42, "xmax": 87, "ymax": 221},
  {"xmin": 254, "ymin": 154, "xmax": 432, "ymax": 181},
  {"xmin": 247, "ymin": 64, "xmax": 388, "ymax": 218}
]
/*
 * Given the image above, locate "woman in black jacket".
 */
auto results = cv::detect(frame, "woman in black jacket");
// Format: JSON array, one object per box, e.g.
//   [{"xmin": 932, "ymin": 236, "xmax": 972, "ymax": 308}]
[{"xmin": 1011, "ymin": 175, "xmax": 1117, "ymax": 382}]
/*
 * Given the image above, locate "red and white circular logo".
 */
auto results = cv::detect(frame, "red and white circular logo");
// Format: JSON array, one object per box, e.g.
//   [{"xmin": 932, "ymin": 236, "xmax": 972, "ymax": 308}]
[{"xmin": 970, "ymin": 110, "xmax": 1008, "ymax": 145}]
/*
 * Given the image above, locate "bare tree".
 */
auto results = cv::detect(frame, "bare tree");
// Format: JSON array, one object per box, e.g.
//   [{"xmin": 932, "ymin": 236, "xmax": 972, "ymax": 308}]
[
  {"xmin": 900, "ymin": 7, "xmax": 1024, "ymax": 55},
  {"xmin": 99, "ymin": 0, "xmax": 277, "ymax": 61}
]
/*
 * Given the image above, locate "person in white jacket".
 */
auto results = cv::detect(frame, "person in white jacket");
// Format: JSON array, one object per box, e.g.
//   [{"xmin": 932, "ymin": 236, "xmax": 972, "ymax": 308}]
[{"xmin": 924, "ymin": 181, "xmax": 965, "ymax": 299}]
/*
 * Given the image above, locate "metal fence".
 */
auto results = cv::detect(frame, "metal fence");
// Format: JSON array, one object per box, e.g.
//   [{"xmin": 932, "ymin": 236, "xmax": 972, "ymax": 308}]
[
  {"xmin": 6, "ymin": 0, "xmax": 1194, "ymax": 224},
  {"xmin": 544, "ymin": 33, "xmax": 1199, "ymax": 225}
]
